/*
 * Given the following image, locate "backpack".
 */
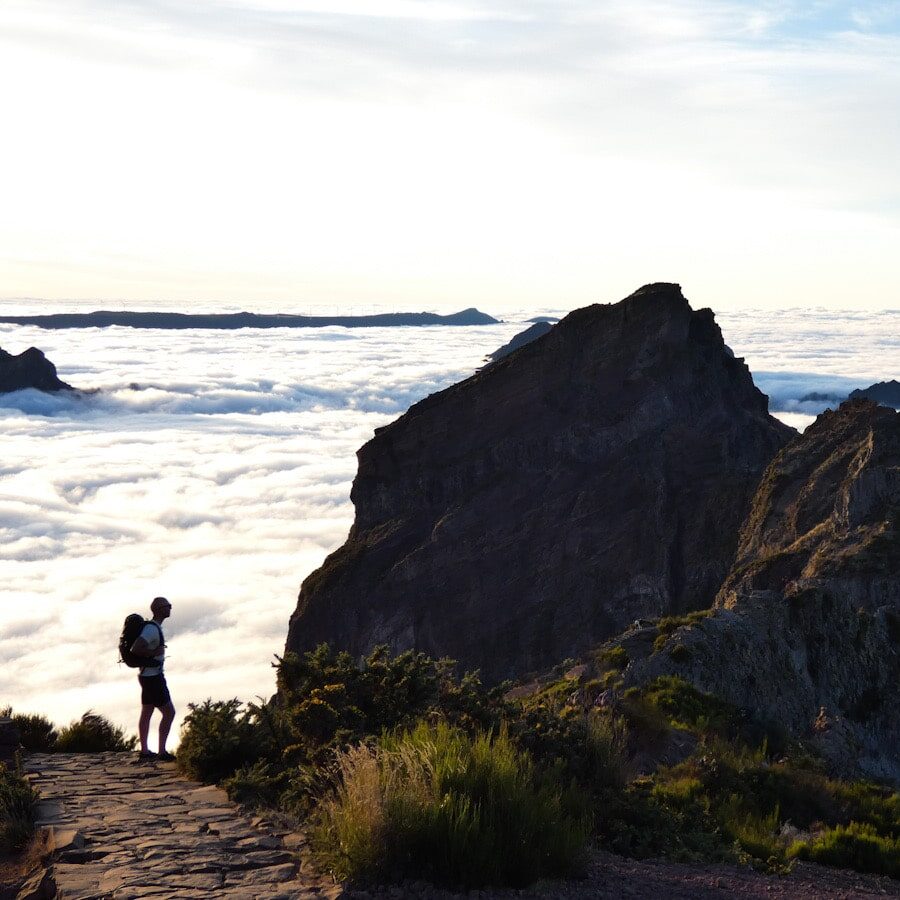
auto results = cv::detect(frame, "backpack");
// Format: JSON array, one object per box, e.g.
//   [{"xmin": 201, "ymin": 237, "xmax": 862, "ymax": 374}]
[{"xmin": 119, "ymin": 614, "xmax": 164, "ymax": 668}]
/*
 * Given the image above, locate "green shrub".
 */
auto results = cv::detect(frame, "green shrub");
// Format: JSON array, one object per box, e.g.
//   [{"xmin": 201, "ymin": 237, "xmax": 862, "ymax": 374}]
[
  {"xmin": 717, "ymin": 794, "xmax": 782, "ymax": 861},
  {"xmin": 597, "ymin": 646, "xmax": 629, "ymax": 671},
  {"xmin": 639, "ymin": 677, "xmax": 738, "ymax": 733},
  {"xmin": 55, "ymin": 712, "xmax": 135, "ymax": 753},
  {"xmin": 0, "ymin": 707, "xmax": 57, "ymax": 752},
  {"xmin": 223, "ymin": 760, "xmax": 286, "ymax": 810},
  {"xmin": 0, "ymin": 761, "xmax": 39, "ymax": 852},
  {"xmin": 177, "ymin": 699, "xmax": 260, "ymax": 783},
  {"xmin": 313, "ymin": 721, "xmax": 588, "ymax": 889},
  {"xmin": 789, "ymin": 822, "xmax": 900, "ymax": 877}
]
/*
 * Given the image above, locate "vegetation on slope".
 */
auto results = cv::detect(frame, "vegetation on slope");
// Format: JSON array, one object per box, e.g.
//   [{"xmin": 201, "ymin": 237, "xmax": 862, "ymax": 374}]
[
  {"xmin": 0, "ymin": 762, "xmax": 38, "ymax": 853},
  {"xmin": 177, "ymin": 643, "xmax": 900, "ymax": 888}
]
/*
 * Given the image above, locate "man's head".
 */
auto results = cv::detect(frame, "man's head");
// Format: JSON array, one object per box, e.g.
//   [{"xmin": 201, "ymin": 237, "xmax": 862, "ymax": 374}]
[{"xmin": 151, "ymin": 596, "xmax": 172, "ymax": 620}]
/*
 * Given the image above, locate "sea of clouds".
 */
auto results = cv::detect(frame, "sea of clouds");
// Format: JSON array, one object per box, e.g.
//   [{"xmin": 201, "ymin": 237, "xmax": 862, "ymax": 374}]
[{"xmin": 1, "ymin": 303, "xmax": 897, "ymax": 744}]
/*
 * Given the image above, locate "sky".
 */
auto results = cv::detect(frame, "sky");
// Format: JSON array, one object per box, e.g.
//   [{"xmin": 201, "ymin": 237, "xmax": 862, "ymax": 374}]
[{"xmin": 2, "ymin": 1, "xmax": 900, "ymax": 311}]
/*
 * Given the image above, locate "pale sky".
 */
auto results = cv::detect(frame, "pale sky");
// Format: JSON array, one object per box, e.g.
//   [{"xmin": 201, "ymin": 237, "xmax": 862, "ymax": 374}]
[{"xmin": 2, "ymin": 1, "xmax": 899, "ymax": 311}]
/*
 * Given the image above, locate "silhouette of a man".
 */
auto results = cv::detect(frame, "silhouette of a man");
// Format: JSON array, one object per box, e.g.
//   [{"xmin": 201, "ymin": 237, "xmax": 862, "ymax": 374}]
[{"xmin": 131, "ymin": 596, "xmax": 175, "ymax": 760}]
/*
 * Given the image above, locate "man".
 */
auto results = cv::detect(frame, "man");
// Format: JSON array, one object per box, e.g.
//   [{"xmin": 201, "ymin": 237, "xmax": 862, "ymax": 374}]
[{"xmin": 130, "ymin": 596, "xmax": 175, "ymax": 761}]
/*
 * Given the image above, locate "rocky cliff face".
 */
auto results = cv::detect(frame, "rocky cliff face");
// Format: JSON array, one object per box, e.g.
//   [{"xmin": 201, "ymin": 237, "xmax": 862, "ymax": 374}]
[
  {"xmin": 0, "ymin": 346, "xmax": 73, "ymax": 393},
  {"xmin": 286, "ymin": 284, "xmax": 794, "ymax": 683},
  {"xmin": 626, "ymin": 400, "xmax": 900, "ymax": 780}
]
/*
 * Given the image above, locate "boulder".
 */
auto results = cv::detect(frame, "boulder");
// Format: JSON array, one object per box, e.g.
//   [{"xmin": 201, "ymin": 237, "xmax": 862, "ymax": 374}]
[
  {"xmin": 286, "ymin": 283, "xmax": 794, "ymax": 682},
  {"xmin": 0, "ymin": 716, "xmax": 21, "ymax": 761}
]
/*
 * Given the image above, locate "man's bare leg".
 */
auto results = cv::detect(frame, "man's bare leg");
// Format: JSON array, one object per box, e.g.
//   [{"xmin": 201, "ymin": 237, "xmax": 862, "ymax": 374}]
[
  {"xmin": 139, "ymin": 704, "xmax": 154, "ymax": 754},
  {"xmin": 158, "ymin": 702, "xmax": 176, "ymax": 754}
]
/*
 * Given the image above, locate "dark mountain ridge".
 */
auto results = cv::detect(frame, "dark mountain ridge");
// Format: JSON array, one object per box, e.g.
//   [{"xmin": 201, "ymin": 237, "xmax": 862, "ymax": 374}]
[
  {"xmin": 286, "ymin": 283, "xmax": 794, "ymax": 682},
  {"xmin": 0, "ymin": 308, "xmax": 498, "ymax": 330}
]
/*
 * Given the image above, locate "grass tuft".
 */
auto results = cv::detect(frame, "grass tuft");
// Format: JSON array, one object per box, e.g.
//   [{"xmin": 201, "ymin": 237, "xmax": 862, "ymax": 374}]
[{"xmin": 313, "ymin": 721, "xmax": 588, "ymax": 889}]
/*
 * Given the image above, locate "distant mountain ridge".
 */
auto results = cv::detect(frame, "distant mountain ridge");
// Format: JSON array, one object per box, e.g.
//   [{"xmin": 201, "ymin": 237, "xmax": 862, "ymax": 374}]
[
  {"xmin": 0, "ymin": 308, "xmax": 498, "ymax": 329},
  {"xmin": 800, "ymin": 379, "xmax": 900, "ymax": 409},
  {"xmin": 483, "ymin": 321, "xmax": 553, "ymax": 365}
]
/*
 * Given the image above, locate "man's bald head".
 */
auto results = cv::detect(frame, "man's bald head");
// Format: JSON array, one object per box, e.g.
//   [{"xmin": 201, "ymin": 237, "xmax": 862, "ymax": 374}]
[{"xmin": 151, "ymin": 596, "xmax": 172, "ymax": 617}]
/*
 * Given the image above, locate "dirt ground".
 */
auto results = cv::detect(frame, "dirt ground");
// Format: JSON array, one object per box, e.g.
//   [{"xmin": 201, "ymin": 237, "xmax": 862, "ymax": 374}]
[{"xmin": 348, "ymin": 850, "xmax": 900, "ymax": 899}]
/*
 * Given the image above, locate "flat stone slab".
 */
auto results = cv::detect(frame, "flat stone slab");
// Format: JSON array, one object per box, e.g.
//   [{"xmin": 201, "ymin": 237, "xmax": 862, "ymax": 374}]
[{"xmin": 24, "ymin": 752, "xmax": 344, "ymax": 900}]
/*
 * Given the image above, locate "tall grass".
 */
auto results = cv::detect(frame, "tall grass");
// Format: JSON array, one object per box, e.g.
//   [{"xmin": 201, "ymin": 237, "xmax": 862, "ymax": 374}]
[
  {"xmin": 789, "ymin": 823, "xmax": 900, "ymax": 877},
  {"xmin": 313, "ymin": 721, "xmax": 589, "ymax": 888},
  {"xmin": 0, "ymin": 761, "xmax": 39, "ymax": 852}
]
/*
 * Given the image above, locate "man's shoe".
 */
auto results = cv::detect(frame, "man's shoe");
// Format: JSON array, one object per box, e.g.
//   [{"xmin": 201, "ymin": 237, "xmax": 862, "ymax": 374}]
[
  {"xmin": 157, "ymin": 751, "xmax": 176, "ymax": 762},
  {"xmin": 138, "ymin": 751, "xmax": 157, "ymax": 760}
]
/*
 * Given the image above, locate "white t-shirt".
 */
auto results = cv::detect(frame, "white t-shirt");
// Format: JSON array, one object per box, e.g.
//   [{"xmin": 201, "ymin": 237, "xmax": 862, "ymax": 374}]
[{"xmin": 138, "ymin": 622, "xmax": 165, "ymax": 677}]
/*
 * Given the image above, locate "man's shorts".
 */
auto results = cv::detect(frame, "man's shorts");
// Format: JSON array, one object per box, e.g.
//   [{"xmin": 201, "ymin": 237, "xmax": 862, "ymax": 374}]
[{"xmin": 138, "ymin": 674, "xmax": 171, "ymax": 708}]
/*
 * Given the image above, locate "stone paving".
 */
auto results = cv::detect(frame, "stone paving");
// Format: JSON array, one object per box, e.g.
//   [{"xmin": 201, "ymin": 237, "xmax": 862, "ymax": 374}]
[{"xmin": 23, "ymin": 752, "xmax": 344, "ymax": 900}]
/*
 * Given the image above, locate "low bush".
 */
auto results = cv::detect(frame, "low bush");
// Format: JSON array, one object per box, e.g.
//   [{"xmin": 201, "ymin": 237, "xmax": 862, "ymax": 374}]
[
  {"xmin": 177, "ymin": 699, "xmax": 261, "ymax": 783},
  {"xmin": 597, "ymin": 645, "xmax": 629, "ymax": 671},
  {"xmin": 223, "ymin": 760, "xmax": 286, "ymax": 810},
  {"xmin": 313, "ymin": 721, "xmax": 588, "ymax": 888},
  {"xmin": 0, "ymin": 762, "xmax": 39, "ymax": 852},
  {"xmin": 55, "ymin": 712, "xmax": 135, "ymax": 753},
  {"xmin": 789, "ymin": 822, "xmax": 900, "ymax": 877},
  {"xmin": 0, "ymin": 708, "xmax": 57, "ymax": 752}
]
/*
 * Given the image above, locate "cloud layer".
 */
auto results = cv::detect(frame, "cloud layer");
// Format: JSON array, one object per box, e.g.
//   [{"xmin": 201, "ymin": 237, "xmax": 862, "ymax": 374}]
[{"xmin": 1, "ymin": 305, "xmax": 896, "ymax": 743}]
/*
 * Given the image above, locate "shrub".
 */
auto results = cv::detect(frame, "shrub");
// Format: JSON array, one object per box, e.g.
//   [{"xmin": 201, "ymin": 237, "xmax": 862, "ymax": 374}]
[
  {"xmin": 0, "ymin": 708, "xmax": 57, "ymax": 752},
  {"xmin": 639, "ymin": 677, "xmax": 738, "ymax": 734},
  {"xmin": 0, "ymin": 761, "xmax": 39, "ymax": 852},
  {"xmin": 717, "ymin": 793, "xmax": 782, "ymax": 861},
  {"xmin": 55, "ymin": 712, "xmax": 135, "ymax": 753},
  {"xmin": 313, "ymin": 721, "xmax": 588, "ymax": 888},
  {"xmin": 597, "ymin": 646, "xmax": 629, "ymax": 671},
  {"xmin": 789, "ymin": 822, "xmax": 900, "ymax": 877},
  {"xmin": 178, "ymin": 699, "xmax": 260, "ymax": 783}
]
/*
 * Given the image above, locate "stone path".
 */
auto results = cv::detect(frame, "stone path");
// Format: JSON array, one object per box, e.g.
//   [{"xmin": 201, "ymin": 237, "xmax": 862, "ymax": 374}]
[{"xmin": 23, "ymin": 752, "xmax": 343, "ymax": 900}]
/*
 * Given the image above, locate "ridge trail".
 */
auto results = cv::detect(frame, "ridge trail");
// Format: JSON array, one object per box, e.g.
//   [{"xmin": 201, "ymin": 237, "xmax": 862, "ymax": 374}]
[{"xmin": 23, "ymin": 752, "xmax": 341, "ymax": 899}]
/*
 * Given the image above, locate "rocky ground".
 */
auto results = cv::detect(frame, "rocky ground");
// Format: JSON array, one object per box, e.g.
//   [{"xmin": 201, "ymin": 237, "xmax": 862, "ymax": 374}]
[
  {"xmin": 20, "ymin": 752, "xmax": 341, "ymax": 899},
  {"xmin": 13, "ymin": 751, "xmax": 899, "ymax": 899}
]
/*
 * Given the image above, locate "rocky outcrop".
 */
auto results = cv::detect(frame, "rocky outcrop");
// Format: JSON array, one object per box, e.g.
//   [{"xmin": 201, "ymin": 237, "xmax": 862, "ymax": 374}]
[
  {"xmin": 850, "ymin": 379, "xmax": 900, "ymax": 408},
  {"xmin": 0, "ymin": 347, "xmax": 72, "ymax": 393},
  {"xmin": 286, "ymin": 283, "xmax": 794, "ymax": 683},
  {"xmin": 0, "ymin": 716, "xmax": 20, "ymax": 761},
  {"xmin": 626, "ymin": 400, "xmax": 900, "ymax": 781},
  {"xmin": 484, "ymin": 322, "xmax": 553, "ymax": 365}
]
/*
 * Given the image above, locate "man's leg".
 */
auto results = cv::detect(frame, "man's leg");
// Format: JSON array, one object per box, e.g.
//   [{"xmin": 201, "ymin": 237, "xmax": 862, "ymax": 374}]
[
  {"xmin": 158, "ymin": 702, "xmax": 175, "ymax": 754},
  {"xmin": 139, "ymin": 704, "xmax": 154, "ymax": 754}
]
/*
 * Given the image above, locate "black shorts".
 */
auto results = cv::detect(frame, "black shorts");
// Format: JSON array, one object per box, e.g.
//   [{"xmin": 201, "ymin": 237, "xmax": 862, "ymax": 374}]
[{"xmin": 138, "ymin": 674, "xmax": 171, "ymax": 708}]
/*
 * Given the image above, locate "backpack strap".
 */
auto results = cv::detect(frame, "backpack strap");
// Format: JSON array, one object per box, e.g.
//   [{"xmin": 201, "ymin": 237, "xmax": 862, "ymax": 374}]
[{"xmin": 140, "ymin": 621, "xmax": 165, "ymax": 672}]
